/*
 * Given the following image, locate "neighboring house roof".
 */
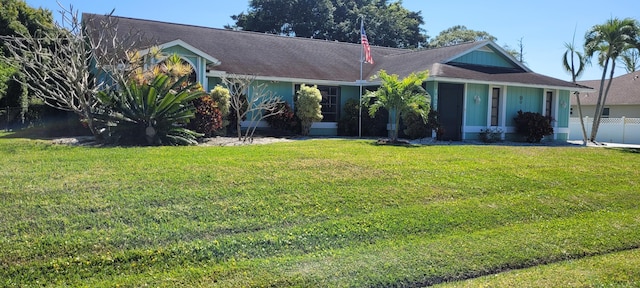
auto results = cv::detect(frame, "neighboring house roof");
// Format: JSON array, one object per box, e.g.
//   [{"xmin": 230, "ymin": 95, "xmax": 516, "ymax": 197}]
[
  {"xmin": 573, "ymin": 72, "xmax": 640, "ymax": 105},
  {"xmin": 84, "ymin": 13, "xmax": 588, "ymax": 91}
]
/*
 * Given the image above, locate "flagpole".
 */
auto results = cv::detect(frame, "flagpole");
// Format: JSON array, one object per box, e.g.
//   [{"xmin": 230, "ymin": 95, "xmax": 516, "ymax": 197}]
[{"xmin": 358, "ymin": 16, "xmax": 364, "ymax": 138}]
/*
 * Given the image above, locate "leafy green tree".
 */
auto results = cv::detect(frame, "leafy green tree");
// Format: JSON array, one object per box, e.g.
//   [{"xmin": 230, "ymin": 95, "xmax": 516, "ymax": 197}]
[
  {"xmin": 562, "ymin": 37, "xmax": 588, "ymax": 145},
  {"xmin": 428, "ymin": 25, "xmax": 496, "ymax": 48},
  {"xmin": 0, "ymin": 0, "xmax": 54, "ymax": 118},
  {"xmin": 295, "ymin": 84, "xmax": 323, "ymax": 135},
  {"xmin": 364, "ymin": 69, "xmax": 430, "ymax": 142},
  {"xmin": 229, "ymin": 0, "xmax": 427, "ymax": 48},
  {"xmin": 584, "ymin": 17, "xmax": 640, "ymax": 142}
]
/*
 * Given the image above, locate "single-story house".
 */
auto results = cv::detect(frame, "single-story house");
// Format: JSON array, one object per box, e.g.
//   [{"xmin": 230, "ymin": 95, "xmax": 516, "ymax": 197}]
[
  {"xmin": 85, "ymin": 13, "xmax": 592, "ymax": 141},
  {"xmin": 572, "ymin": 72, "xmax": 640, "ymax": 118}
]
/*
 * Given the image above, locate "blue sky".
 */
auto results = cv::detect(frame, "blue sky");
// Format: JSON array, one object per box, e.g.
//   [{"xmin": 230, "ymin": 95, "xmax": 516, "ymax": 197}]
[{"xmin": 25, "ymin": 0, "xmax": 640, "ymax": 81}]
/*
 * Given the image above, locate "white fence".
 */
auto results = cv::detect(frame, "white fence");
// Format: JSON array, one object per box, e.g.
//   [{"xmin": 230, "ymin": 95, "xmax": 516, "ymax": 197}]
[{"xmin": 569, "ymin": 117, "xmax": 640, "ymax": 144}]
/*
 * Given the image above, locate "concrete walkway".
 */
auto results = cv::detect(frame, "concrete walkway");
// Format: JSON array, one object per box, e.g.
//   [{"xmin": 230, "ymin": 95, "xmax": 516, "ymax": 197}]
[{"xmin": 568, "ymin": 140, "xmax": 640, "ymax": 149}]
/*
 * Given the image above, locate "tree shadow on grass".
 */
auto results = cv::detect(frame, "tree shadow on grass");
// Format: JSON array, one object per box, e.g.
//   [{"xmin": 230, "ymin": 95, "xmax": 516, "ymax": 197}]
[
  {"xmin": 609, "ymin": 147, "xmax": 640, "ymax": 154},
  {"xmin": 368, "ymin": 138, "xmax": 422, "ymax": 148}
]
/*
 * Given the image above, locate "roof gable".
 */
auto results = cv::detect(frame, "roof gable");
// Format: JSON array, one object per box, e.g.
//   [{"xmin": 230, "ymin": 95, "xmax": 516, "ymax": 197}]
[
  {"xmin": 445, "ymin": 41, "xmax": 531, "ymax": 72},
  {"xmin": 138, "ymin": 39, "xmax": 221, "ymax": 66}
]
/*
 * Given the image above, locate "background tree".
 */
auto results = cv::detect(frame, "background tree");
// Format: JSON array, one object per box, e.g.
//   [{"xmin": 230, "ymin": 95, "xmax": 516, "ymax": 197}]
[
  {"xmin": 428, "ymin": 25, "xmax": 496, "ymax": 48},
  {"xmin": 584, "ymin": 17, "xmax": 639, "ymax": 142},
  {"xmin": 0, "ymin": 0, "xmax": 54, "ymax": 121},
  {"xmin": 562, "ymin": 39, "xmax": 588, "ymax": 145},
  {"xmin": 364, "ymin": 69, "xmax": 430, "ymax": 142},
  {"xmin": 229, "ymin": 0, "xmax": 427, "ymax": 48},
  {"xmin": 619, "ymin": 49, "xmax": 639, "ymax": 73}
]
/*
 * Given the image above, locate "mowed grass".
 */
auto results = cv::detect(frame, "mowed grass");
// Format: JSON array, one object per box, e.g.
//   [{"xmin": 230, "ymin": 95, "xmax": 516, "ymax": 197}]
[{"xmin": 1, "ymin": 135, "xmax": 639, "ymax": 287}]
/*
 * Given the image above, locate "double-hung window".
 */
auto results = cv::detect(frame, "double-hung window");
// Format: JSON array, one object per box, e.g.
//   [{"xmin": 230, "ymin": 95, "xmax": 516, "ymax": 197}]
[{"xmin": 491, "ymin": 87, "xmax": 501, "ymax": 126}]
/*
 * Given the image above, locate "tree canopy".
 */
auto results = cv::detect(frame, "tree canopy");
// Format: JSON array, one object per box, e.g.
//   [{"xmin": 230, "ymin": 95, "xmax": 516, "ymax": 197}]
[
  {"xmin": 428, "ymin": 25, "xmax": 497, "ymax": 48},
  {"xmin": 228, "ymin": 0, "xmax": 427, "ymax": 49},
  {"xmin": 0, "ymin": 0, "xmax": 54, "ymax": 110}
]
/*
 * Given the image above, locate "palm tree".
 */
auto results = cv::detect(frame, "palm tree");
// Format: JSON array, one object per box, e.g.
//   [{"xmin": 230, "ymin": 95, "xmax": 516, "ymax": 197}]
[
  {"xmin": 584, "ymin": 17, "xmax": 640, "ymax": 142},
  {"xmin": 562, "ymin": 39, "xmax": 588, "ymax": 145},
  {"xmin": 364, "ymin": 70, "xmax": 430, "ymax": 142},
  {"xmin": 620, "ymin": 49, "xmax": 639, "ymax": 73}
]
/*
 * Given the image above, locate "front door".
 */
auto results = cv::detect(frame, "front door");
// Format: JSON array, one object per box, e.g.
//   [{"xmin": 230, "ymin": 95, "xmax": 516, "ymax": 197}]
[{"xmin": 437, "ymin": 83, "xmax": 464, "ymax": 141}]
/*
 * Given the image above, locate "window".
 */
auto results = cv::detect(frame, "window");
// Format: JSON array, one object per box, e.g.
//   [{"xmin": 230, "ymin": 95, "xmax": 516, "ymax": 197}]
[
  {"xmin": 319, "ymin": 86, "xmax": 340, "ymax": 122},
  {"xmin": 295, "ymin": 85, "xmax": 340, "ymax": 122},
  {"xmin": 545, "ymin": 91, "xmax": 553, "ymax": 119},
  {"xmin": 602, "ymin": 107, "xmax": 610, "ymax": 118},
  {"xmin": 491, "ymin": 87, "xmax": 500, "ymax": 126}
]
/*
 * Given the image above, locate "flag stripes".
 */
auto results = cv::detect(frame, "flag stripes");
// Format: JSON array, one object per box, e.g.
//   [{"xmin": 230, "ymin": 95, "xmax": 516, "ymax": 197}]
[{"xmin": 361, "ymin": 25, "xmax": 373, "ymax": 64}]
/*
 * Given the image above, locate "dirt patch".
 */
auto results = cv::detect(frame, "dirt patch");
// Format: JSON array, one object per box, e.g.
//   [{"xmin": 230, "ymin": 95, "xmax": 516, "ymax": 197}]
[
  {"xmin": 49, "ymin": 136, "xmax": 296, "ymax": 147},
  {"xmin": 198, "ymin": 136, "xmax": 295, "ymax": 146}
]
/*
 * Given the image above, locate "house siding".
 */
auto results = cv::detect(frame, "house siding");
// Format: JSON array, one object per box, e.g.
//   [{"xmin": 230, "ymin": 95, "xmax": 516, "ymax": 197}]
[
  {"xmin": 452, "ymin": 49, "xmax": 513, "ymax": 68},
  {"xmin": 208, "ymin": 78, "xmax": 222, "ymax": 91},
  {"xmin": 505, "ymin": 86, "xmax": 543, "ymax": 126},
  {"xmin": 252, "ymin": 81, "xmax": 294, "ymax": 103},
  {"xmin": 465, "ymin": 83, "xmax": 489, "ymax": 126},
  {"xmin": 341, "ymin": 86, "xmax": 360, "ymax": 109},
  {"xmin": 571, "ymin": 104, "xmax": 640, "ymax": 118},
  {"xmin": 425, "ymin": 81, "xmax": 437, "ymax": 110},
  {"xmin": 557, "ymin": 90, "xmax": 570, "ymax": 128}
]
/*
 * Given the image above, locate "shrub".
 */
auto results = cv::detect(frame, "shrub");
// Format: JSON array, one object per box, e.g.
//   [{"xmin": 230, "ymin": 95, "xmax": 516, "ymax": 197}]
[
  {"xmin": 188, "ymin": 96, "xmax": 223, "ymax": 137},
  {"xmin": 96, "ymin": 74, "xmax": 204, "ymax": 146},
  {"xmin": 209, "ymin": 85, "xmax": 231, "ymax": 134},
  {"xmin": 295, "ymin": 84, "xmax": 322, "ymax": 135},
  {"xmin": 513, "ymin": 110, "xmax": 554, "ymax": 143},
  {"xmin": 425, "ymin": 109, "xmax": 440, "ymax": 132},
  {"xmin": 337, "ymin": 98, "xmax": 388, "ymax": 137},
  {"xmin": 264, "ymin": 101, "xmax": 300, "ymax": 134},
  {"xmin": 402, "ymin": 110, "xmax": 430, "ymax": 139},
  {"xmin": 479, "ymin": 127, "xmax": 503, "ymax": 143}
]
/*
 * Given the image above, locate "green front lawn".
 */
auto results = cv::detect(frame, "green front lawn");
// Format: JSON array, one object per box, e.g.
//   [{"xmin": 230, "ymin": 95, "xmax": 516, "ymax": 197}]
[
  {"xmin": 435, "ymin": 248, "xmax": 640, "ymax": 287},
  {"xmin": 1, "ymin": 135, "xmax": 639, "ymax": 286}
]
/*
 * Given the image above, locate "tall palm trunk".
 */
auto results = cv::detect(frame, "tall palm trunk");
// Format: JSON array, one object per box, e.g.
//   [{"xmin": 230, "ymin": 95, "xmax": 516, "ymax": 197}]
[
  {"xmin": 392, "ymin": 110, "xmax": 401, "ymax": 142},
  {"xmin": 574, "ymin": 92, "xmax": 588, "ymax": 144},
  {"xmin": 589, "ymin": 57, "xmax": 610, "ymax": 142},
  {"xmin": 590, "ymin": 59, "xmax": 616, "ymax": 142}
]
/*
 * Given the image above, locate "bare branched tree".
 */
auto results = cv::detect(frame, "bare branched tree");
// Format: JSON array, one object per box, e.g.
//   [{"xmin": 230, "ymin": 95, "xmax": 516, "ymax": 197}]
[
  {"xmin": 0, "ymin": 5, "xmax": 146, "ymax": 138},
  {"xmin": 222, "ymin": 75, "xmax": 284, "ymax": 142}
]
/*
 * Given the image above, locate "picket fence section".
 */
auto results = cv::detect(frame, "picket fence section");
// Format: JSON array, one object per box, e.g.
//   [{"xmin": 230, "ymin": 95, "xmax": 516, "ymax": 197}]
[{"xmin": 569, "ymin": 117, "xmax": 640, "ymax": 144}]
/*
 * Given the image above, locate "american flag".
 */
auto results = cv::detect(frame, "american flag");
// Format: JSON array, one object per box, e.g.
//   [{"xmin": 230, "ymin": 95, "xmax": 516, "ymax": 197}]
[{"xmin": 361, "ymin": 25, "xmax": 373, "ymax": 64}]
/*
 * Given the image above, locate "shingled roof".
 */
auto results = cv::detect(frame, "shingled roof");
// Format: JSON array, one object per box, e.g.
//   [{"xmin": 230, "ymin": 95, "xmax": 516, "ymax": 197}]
[
  {"xmin": 573, "ymin": 72, "xmax": 640, "ymax": 105},
  {"xmin": 84, "ymin": 13, "xmax": 588, "ymax": 90}
]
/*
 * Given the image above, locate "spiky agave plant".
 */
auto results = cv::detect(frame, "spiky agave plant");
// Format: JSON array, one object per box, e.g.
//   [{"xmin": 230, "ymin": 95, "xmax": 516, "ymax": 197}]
[{"xmin": 96, "ymin": 73, "xmax": 204, "ymax": 145}]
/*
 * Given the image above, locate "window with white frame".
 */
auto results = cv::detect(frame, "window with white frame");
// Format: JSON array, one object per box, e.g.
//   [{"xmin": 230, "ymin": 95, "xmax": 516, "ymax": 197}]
[
  {"xmin": 491, "ymin": 87, "xmax": 501, "ymax": 126},
  {"xmin": 545, "ymin": 91, "xmax": 553, "ymax": 119}
]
